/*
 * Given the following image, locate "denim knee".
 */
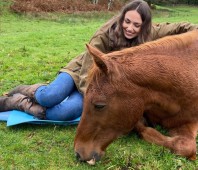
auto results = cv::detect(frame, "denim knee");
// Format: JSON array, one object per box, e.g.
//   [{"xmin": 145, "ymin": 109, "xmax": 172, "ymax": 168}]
[
  {"xmin": 46, "ymin": 91, "xmax": 83, "ymax": 121},
  {"xmin": 35, "ymin": 73, "xmax": 75, "ymax": 107},
  {"xmin": 35, "ymin": 86, "xmax": 65, "ymax": 107}
]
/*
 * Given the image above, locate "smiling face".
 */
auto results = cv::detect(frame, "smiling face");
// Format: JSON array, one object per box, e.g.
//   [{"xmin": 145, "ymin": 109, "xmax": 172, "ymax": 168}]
[{"xmin": 122, "ymin": 10, "xmax": 142, "ymax": 39}]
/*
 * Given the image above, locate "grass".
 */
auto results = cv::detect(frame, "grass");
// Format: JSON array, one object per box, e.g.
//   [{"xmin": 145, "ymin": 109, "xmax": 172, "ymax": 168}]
[
  {"xmin": 153, "ymin": 5, "xmax": 198, "ymax": 23},
  {"xmin": 0, "ymin": 1, "xmax": 198, "ymax": 169}
]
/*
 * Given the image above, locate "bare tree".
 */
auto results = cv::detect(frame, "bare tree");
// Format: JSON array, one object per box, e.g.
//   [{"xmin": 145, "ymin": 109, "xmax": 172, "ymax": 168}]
[
  {"xmin": 92, "ymin": 0, "xmax": 99, "ymax": 4},
  {"xmin": 108, "ymin": 0, "xmax": 114, "ymax": 10},
  {"xmin": 92, "ymin": 0, "xmax": 115, "ymax": 10}
]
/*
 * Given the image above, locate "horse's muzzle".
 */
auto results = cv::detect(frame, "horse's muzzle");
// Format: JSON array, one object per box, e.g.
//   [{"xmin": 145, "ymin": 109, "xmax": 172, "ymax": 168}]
[{"xmin": 75, "ymin": 151, "xmax": 102, "ymax": 165}]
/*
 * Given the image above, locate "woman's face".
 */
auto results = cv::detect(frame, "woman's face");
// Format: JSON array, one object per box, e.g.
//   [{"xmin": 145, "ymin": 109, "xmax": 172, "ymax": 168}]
[{"xmin": 122, "ymin": 10, "xmax": 142, "ymax": 39}]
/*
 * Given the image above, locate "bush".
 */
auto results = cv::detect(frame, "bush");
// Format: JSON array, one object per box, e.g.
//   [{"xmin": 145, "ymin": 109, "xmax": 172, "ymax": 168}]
[{"xmin": 10, "ymin": 0, "xmax": 124, "ymax": 14}]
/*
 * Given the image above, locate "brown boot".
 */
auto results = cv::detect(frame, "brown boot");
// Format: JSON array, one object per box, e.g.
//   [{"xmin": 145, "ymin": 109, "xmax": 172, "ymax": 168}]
[
  {"xmin": 7, "ymin": 84, "xmax": 44, "ymax": 99},
  {"xmin": 0, "ymin": 93, "xmax": 46, "ymax": 119}
]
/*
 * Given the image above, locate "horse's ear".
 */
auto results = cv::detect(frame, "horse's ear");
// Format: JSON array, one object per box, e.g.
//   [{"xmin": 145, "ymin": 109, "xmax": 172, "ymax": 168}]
[{"xmin": 86, "ymin": 44, "xmax": 108, "ymax": 73}]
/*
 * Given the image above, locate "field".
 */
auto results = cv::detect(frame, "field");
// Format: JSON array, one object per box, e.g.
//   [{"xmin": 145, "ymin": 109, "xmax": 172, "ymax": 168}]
[{"xmin": 0, "ymin": 1, "xmax": 198, "ymax": 169}]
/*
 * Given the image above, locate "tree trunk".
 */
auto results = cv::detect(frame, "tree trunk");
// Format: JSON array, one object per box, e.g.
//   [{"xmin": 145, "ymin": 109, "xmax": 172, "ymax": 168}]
[
  {"xmin": 108, "ymin": 0, "xmax": 113, "ymax": 10},
  {"xmin": 92, "ymin": 0, "xmax": 99, "ymax": 4}
]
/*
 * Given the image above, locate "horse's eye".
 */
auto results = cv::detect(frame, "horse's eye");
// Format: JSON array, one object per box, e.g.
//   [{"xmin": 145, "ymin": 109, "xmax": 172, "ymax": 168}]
[{"xmin": 94, "ymin": 103, "xmax": 106, "ymax": 110}]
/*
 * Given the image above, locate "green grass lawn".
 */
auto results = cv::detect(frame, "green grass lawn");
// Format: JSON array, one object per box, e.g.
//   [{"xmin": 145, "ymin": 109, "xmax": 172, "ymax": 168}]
[{"xmin": 0, "ymin": 1, "xmax": 198, "ymax": 169}]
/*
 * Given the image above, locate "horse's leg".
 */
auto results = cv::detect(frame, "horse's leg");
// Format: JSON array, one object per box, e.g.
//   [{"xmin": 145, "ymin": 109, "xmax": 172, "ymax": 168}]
[
  {"xmin": 134, "ymin": 119, "xmax": 171, "ymax": 146},
  {"xmin": 134, "ymin": 120, "xmax": 198, "ymax": 160},
  {"xmin": 167, "ymin": 123, "xmax": 198, "ymax": 160}
]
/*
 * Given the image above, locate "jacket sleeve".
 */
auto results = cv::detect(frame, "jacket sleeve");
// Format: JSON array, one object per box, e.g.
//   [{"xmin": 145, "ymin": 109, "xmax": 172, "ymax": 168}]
[
  {"xmin": 60, "ymin": 32, "xmax": 111, "ymax": 94},
  {"xmin": 60, "ymin": 16, "xmax": 116, "ymax": 94},
  {"xmin": 151, "ymin": 22, "xmax": 198, "ymax": 40},
  {"xmin": 78, "ymin": 33, "xmax": 111, "ymax": 93}
]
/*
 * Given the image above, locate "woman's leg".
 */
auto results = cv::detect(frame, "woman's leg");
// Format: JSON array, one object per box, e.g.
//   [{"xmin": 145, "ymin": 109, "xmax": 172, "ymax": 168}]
[
  {"xmin": 46, "ymin": 90, "xmax": 83, "ymax": 121},
  {"xmin": 35, "ymin": 72, "xmax": 75, "ymax": 107}
]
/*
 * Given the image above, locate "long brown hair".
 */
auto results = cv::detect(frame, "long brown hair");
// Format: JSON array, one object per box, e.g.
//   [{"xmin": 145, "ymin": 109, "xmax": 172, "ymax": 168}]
[{"xmin": 109, "ymin": 0, "xmax": 152, "ymax": 50}]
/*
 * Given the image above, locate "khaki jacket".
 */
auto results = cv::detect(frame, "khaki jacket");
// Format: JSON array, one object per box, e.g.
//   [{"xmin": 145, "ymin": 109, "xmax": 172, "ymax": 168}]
[{"xmin": 60, "ymin": 17, "xmax": 198, "ymax": 94}]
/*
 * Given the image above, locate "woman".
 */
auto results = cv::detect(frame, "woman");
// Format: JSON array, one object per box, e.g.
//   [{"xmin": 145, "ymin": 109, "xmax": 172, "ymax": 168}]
[{"xmin": 1, "ymin": 0, "xmax": 198, "ymax": 120}]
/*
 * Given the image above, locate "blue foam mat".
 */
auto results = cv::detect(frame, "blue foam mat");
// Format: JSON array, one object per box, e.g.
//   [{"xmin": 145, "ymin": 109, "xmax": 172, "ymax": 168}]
[
  {"xmin": 0, "ymin": 111, "xmax": 10, "ymax": 121},
  {"xmin": 0, "ymin": 110, "xmax": 80, "ymax": 127}
]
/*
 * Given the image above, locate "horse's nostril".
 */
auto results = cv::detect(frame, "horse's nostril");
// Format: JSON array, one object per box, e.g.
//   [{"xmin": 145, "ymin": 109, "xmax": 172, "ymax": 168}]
[
  {"xmin": 75, "ymin": 152, "xmax": 81, "ymax": 161},
  {"xmin": 93, "ymin": 152, "xmax": 101, "ymax": 161}
]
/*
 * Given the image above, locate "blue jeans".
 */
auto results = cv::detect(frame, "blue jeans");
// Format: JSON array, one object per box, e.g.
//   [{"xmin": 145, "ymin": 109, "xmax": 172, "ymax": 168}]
[{"xmin": 35, "ymin": 72, "xmax": 83, "ymax": 121}]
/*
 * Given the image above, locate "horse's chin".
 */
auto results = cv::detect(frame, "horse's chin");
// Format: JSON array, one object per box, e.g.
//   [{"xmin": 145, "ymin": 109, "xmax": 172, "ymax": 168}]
[
  {"xmin": 86, "ymin": 158, "xmax": 96, "ymax": 165},
  {"xmin": 86, "ymin": 150, "xmax": 105, "ymax": 165}
]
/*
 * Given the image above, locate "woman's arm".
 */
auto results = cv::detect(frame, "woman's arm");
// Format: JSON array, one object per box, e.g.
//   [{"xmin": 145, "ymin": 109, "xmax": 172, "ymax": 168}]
[{"xmin": 151, "ymin": 22, "xmax": 198, "ymax": 40}]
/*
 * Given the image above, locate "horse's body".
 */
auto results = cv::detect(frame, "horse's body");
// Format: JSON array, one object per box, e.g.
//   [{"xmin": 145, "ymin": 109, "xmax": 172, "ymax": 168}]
[{"xmin": 74, "ymin": 30, "xmax": 198, "ymax": 165}]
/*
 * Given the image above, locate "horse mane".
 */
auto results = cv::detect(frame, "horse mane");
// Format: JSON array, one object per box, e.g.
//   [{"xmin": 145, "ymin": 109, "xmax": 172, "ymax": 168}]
[
  {"xmin": 87, "ymin": 30, "xmax": 198, "ymax": 88},
  {"xmin": 88, "ymin": 63, "xmax": 103, "ymax": 88},
  {"xmin": 107, "ymin": 30, "xmax": 198, "ymax": 60}
]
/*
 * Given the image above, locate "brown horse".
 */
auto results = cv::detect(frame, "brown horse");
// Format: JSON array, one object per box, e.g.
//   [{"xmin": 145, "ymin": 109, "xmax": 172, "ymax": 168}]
[{"xmin": 74, "ymin": 30, "xmax": 198, "ymax": 165}]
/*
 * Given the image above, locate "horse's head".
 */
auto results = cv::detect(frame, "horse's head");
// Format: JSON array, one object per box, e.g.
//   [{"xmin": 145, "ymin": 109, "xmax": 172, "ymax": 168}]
[{"xmin": 74, "ymin": 44, "xmax": 144, "ymax": 165}]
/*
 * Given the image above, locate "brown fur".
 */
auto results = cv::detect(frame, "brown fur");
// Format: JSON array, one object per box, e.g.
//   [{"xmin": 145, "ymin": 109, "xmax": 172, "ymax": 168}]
[{"xmin": 75, "ymin": 30, "xmax": 198, "ymax": 162}]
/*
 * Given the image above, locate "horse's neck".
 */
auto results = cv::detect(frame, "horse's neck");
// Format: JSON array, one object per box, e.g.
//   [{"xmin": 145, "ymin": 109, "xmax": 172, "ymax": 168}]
[
  {"xmin": 117, "ymin": 47, "xmax": 198, "ymax": 92},
  {"xmin": 110, "ymin": 31, "xmax": 198, "ymax": 91}
]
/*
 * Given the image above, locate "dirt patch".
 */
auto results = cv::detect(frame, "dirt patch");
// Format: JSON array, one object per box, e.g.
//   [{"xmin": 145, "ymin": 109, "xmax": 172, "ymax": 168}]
[{"xmin": 10, "ymin": 0, "xmax": 125, "ymax": 14}]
